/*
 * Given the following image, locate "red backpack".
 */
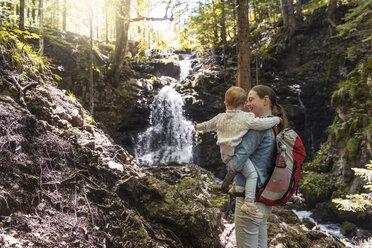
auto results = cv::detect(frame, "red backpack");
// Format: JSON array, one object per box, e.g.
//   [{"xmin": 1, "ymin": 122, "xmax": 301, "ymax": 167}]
[{"xmin": 255, "ymin": 127, "xmax": 306, "ymax": 206}]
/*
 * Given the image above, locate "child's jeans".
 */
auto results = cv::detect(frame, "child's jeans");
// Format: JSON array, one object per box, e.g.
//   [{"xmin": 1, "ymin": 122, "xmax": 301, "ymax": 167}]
[{"xmin": 228, "ymin": 158, "xmax": 258, "ymax": 203}]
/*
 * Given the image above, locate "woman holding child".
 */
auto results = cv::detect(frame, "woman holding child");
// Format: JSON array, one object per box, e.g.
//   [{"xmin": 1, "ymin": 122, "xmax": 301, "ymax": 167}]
[
  {"xmin": 227, "ymin": 85, "xmax": 287, "ymax": 248},
  {"xmin": 196, "ymin": 84, "xmax": 287, "ymax": 247}
]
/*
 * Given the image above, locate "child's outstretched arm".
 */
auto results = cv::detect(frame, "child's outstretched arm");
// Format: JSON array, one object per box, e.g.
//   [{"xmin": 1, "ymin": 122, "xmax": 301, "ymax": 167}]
[
  {"xmin": 195, "ymin": 113, "xmax": 223, "ymax": 132},
  {"xmin": 244, "ymin": 113, "xmax": 280, "ymax": 130}
]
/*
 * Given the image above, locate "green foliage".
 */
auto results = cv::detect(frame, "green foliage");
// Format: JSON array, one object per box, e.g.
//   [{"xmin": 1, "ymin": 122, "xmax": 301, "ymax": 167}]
[
  {"xmin": 332, "ymin": 161, "xmax": 372, "ymax": 212},
  {"xmin": 303, "ymin": 143, "xmax": 332, "ymax": 173},
  {"xmin": 300, "ymin": 172, "xmax": 337, "ymax": 207},
  {"xmin": 83, "ymin": 109, "xmax": 96, "ymax": 126},
  {"xmin": 329, "ymin": 58, "xmax": 372, "ymax": 157},
  {"xmin": 336, "ymin": 1, "xmax": 372, "ymax": 62},
  {"xmin": 185, "ymin": 0, "xmax": 236, "ymax": 48},
  {"xmin": 302, "ymin": 0, "xmax": 328, "ymax": 15},
  {"xmin": 0, "ymin": 21, "xmax": 50, "ymax": 77}
]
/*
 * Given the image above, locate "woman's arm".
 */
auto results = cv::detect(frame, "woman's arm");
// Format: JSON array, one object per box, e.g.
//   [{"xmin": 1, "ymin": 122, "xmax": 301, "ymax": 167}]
[
  {"xmin": 244, "ymin": 113, "xmax": 280, "ymax": 130},
  {"xmin": 226, "ymin": 130, "xmax": 264, "ymax": 172}
]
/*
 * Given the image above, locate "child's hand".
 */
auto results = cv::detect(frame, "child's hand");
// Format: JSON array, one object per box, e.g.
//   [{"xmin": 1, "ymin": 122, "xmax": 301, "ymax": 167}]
[
  {"xmin": 279, "ymin": 117, "xmax": 283, "ymax": 124},
  {"xmin": 194, "ymin": 121, "xmax": 198, "ymax": 130}
]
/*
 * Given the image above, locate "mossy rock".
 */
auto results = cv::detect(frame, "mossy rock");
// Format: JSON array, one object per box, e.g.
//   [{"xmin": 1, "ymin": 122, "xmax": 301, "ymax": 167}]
[
  {"xmin": 117, "ymin": 175, "xmax": 221, "ymax": 248},
  {"xmin": 302, "ymin": 218, "xmax": 316, "ymax": 230},
  {"xmin": 341, "ymin": 221, "xmax": 356, "ymax": 236},
  {"xmin": 344, "ymin": 137, "xmax": 360, "ymax": 160},
  {"xmin": 300, "ymin": 172, "xmax": 337, "ymax": 208}
]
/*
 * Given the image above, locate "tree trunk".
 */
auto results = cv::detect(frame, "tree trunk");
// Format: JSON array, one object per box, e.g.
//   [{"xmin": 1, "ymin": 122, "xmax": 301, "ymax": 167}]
[
  {"xmin": 287, "ymin": 0, "xmax": 296, "ymax": 36},
  {"xmin": 19, "ymin": 0, "xmax": 25, "ymax": 30},
  {"xmin": 280, "ymin": 0, "xmax": 296, "ymax": 37},
  {"xmin": 56, "ymin": 0, "xmax": 59, "ymax": 29},
  {"xmin": 32, "ymin": 0, "xmax": 36, "ymax": 24},
  {"xmin": 255, "ymin": 54, "xmax": 258, "ymax": 85},
  {"xmin": 296, "ymin": 0, "xmax": 302, "ymax": 19},
  {"xmin": 113, "ymin": 0, "xmax": 131, "ymax": 83},
  {"xmin": 39, "ymin": 0, "xmax": 44, "ymax": 55},
  {"xmin": 237, "ymin": 0, "xmax": 251, "ymax": 92},
  {"xmin": 326, "ymin": 0, "xmax": 337, "ymax": 27},
  {"xmin": 62, "ymin": 0, "xmax": 66, "ymax": 31},
  {"xmin": 105, "ymin": 4, "xmax": 109, "ymax": 42},
  {"xmin": 220, "ymin": 0, "xmax": 227, "ymax": 68},
  {"xmin": 280, "ymin": 0, "xmax": 289, "ymax": 27},
  {"xmin": 89, "ymin": 7, "xmax": 94, "ymax": 116},
  {"xmin": 212, "ymin": 0, "xmax": 219, "ymax": 47}
]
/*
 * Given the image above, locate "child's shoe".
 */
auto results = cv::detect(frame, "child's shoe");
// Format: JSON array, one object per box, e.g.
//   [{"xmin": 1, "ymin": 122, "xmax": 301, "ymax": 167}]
[
  {"xmin": 228, "ymin": 186, "xmax": 235, "ymax": 197},
  {"xmin": 221, "ymin": 171, "xmax": 235, "ymax": 193},
  {"xmin": 240, "ymin": 202, "xmax": 265, "ymax": 219}
]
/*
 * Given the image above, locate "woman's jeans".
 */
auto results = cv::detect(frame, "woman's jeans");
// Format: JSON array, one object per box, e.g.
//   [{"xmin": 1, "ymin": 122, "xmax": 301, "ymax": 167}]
[{"xmin": 234, "ymin": 173, "xmax": 272, "ymax": 248}]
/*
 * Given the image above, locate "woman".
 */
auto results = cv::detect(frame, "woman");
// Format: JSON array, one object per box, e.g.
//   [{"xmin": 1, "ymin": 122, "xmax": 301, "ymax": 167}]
[{"xmin": 226, "ymin": 85, "xmax": 287, "ymax": 248}]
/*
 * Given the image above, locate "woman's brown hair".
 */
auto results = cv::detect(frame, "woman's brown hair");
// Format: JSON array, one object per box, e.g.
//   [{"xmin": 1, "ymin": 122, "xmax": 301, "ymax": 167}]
[{"xmin": 251, "ymin": 85, "xmax": 288, "ymax": 130}]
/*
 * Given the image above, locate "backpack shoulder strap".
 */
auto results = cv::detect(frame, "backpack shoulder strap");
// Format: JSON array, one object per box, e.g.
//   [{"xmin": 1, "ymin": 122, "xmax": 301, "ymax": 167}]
[{"xmin": 273, "ymin": 126, "xmax": 279, "ymax": 136}]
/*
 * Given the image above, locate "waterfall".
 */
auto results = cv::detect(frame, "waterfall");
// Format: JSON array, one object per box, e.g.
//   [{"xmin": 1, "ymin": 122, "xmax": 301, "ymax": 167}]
[
  {"xmin": 134, "ymin": 54, "xmax": 194, "ymax": 165},
  {"xmin": 292, "ymin": 84, "xmax": 315, "ymax": 153}
]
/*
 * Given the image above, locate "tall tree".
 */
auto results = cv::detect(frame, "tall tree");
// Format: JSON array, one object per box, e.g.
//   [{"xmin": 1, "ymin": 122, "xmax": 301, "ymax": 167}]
[
  {"xmin": 220, "ymin": 0, "xmax": 227, "ymax": 67},
  {"xmin": 62, "ymin": 0, "xmax": 67, "ymax": 31},
  {"xmin": 280, "ymin": 0, "xmax": 296, "ymax": 36},
  {"xmin": 296, "ymin": 0, "xmax": 302, "ymax": 19},
  {"xmin": 32, "ymin": 0, "xmax": 37, "ymax": 24},
  {"xmin": 39, "ymin": 0, "xmax": 44, "ymax": 55},
  {"xmin": 113, "ymin": 0, "xmax": 131, "ymax": 83},
  {"xmin": 89, "ymin": 4, "xmax": 94, "ymax": 115},
  {"xmin": 327, "ymin": 0, "xmax": 337, "ymax": 27},
  {"xmin": 237, "ymin": 0, "xmax": 251, "ymax": 91},
  {"xmin": 19, "ymin": 0, "xmax": 25, "ymax": 30}
]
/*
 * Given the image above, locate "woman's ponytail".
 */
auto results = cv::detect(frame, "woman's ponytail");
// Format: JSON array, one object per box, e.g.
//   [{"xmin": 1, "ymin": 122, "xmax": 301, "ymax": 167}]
[{"xmin": 273, "ymin": 102, "xmax": 288, "ymax": 130}]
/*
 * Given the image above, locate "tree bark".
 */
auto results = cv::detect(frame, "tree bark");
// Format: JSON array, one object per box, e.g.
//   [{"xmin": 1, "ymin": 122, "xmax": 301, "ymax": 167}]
[
  {"xmin": 113, "ymin": 0, "xmax": 131, "ymax": 83},
  {"xmin": 32, "ymin": 0, "xmax": 36, "ymax": 24},
  {"xmin": 19, "ymin": 0, "xmax": 25, "ymax": 30},
  {"xmin": 287, "ymin": 0, "xmax": 296, "ymax": 36},
  {"xmin": 39, "ymin": 0, "xmax": 44, "ymax": 55},
  {"xmin": 89, "ymin": 6, "xmax": 94, "ymax": 116},
  {"xmin": 62, "ymin": 0, "xmax": 67, "ymax": 31},
  {"xmin": 220, "ymin": 0, "xmax": 227, "ymax": 68},
  {"xmin": 280, "ymin": 0, "xmax": 289, "ymax": 27},
  {"xmin": 105, "ymin": 4, "xmax": 109, "ymax": 42},
  {"xmin": 296, "ymin": 0, "xmax": 302, "ymax": 19},
  {"xmin": 326, "ymin": 0, "xmax": 337, "ymax": 27},
  {"xmin": 280, "ymin": 0, "xmax": 296, "ymax": 37},
  {"xmin": 237, "ymin": 0, "xmax": 251, "ymax": 92}
]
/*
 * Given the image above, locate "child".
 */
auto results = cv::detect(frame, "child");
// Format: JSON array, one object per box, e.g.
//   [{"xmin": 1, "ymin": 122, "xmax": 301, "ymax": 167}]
[{"xmin": 195, "ymin": 86, "xmax": 280, "ymax": 218}]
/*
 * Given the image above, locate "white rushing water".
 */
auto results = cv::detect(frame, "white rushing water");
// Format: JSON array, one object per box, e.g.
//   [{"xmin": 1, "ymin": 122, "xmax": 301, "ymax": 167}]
[
  {"xmin": 292, "ymin": 209, "xmax": 353, "ymax": 243},
  {"xmin": 134, "ymin": 54, "xmax": 194, "ymax": 165}
]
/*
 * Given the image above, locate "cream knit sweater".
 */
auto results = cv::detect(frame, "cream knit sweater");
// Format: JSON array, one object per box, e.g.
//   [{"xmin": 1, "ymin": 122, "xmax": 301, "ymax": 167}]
[{"xmin": 197, "ymin": 110, "xmax": 279, "ymax": 163}]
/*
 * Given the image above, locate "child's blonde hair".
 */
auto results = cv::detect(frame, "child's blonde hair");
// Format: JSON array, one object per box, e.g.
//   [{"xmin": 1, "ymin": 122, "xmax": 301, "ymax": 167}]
[{"xmin": 225, "ymin": 86, "xmax": 247, "ymax": 108}]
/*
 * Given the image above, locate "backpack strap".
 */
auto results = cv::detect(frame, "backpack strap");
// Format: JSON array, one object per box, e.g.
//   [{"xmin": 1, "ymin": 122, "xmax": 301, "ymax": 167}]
[{"xmin": 273, "ymin": 126, "xmax": 279, "ymax": 136}]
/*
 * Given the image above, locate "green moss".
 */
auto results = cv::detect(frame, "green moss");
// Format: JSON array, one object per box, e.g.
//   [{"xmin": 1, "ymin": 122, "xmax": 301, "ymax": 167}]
[
  {"xmin": 300, "ymin": 172, "xmax": 337, "ymax": 207},
  {"xmin": 303, "ymin": 143, "xmax": 332, "ymax": 173},
  {"xmin": 341, "ymin": 221, "xmax": 356, "ymax": 236},
  {"xmin": 177, "ymin": 177, "xmax": 197, "ymax": 189},
  {"xmin": 302, "ymin": 218, "xmax": 316, "ymax": 229},
  {"xmin": 345, "ymin": 137, "xmax": 360, "ymax": 160}
]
